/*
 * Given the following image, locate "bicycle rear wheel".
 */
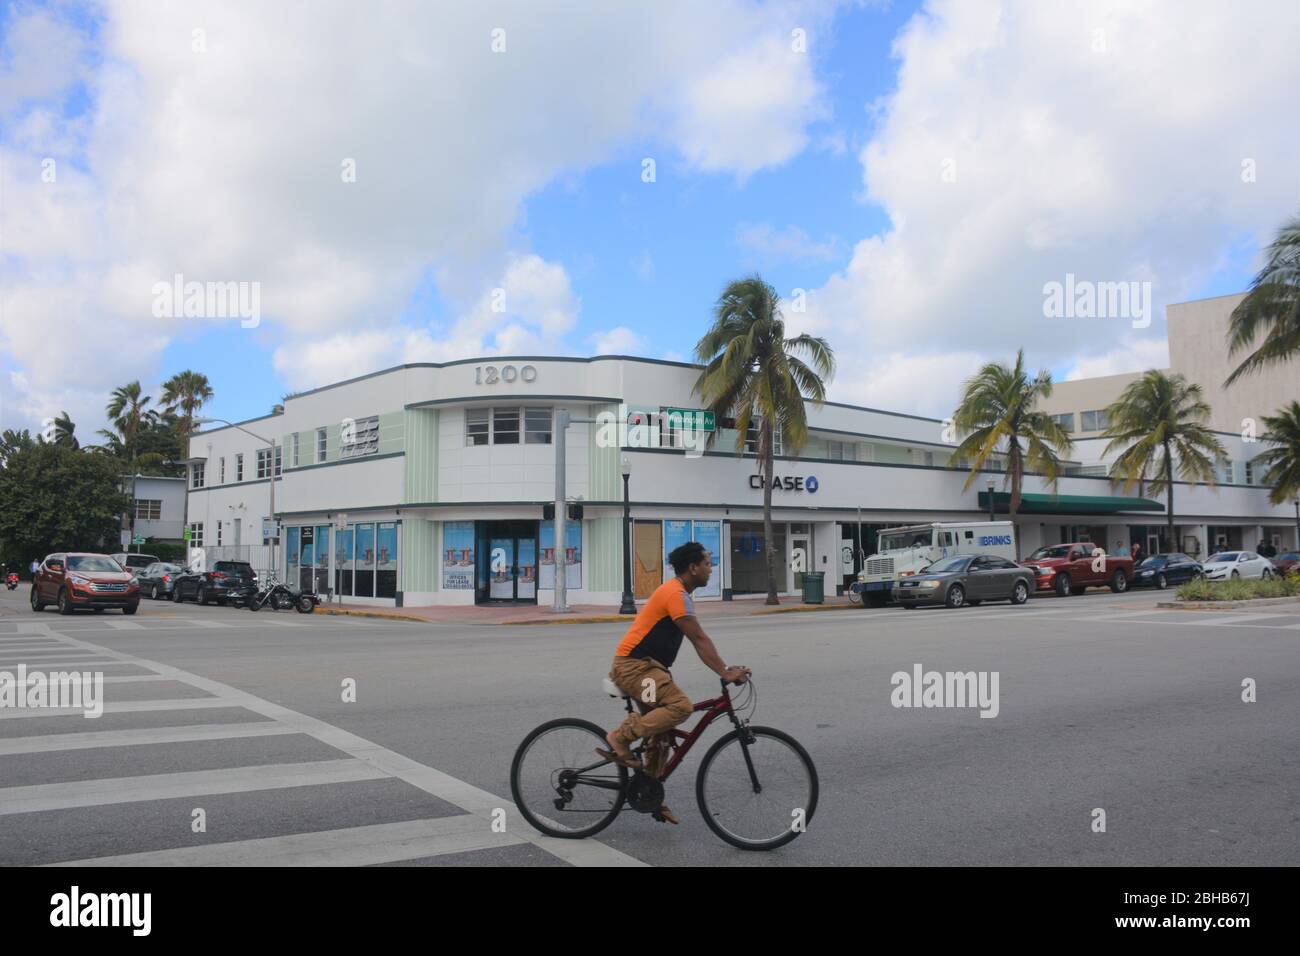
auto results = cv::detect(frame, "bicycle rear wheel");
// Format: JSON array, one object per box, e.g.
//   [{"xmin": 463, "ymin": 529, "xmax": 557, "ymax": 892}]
[
  {"xmin": 510, "ymin": 718, "xmax": 628, "ymax": 839},
  {"xmin": 695, "ymin": 725, "xmax": 818, "ymax": 850}
]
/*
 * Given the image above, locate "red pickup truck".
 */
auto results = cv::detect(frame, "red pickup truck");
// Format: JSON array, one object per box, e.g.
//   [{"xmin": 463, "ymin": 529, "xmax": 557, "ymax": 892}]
[{"xmin": 1021, "ymin": 543, "xmax": 1134, "ymax": 596}]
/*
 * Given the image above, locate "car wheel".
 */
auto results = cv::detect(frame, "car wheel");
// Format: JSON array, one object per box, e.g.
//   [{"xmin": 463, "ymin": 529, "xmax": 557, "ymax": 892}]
[
  {"xmin": 198, "ymin": 586, "xmax": 209, "ymax": 606},
  {"xmin": 1109, "ymin": 570, "xmax": 1127, "ymax": 593},
  {"xmin": 1011, "ymin": 580, "xmax": 1029, "ymax": 605},
  {"xmin": 57, "ymin": 588, "xmax": 73, "ymax": 615},
  {"xmin": 1261, "ymin": 568, "xmax": 1272, "ymax": 580},
  {"xmin": 1156, "ymin": 573, "xmax": 1168, "ymax": 590},
  {"xmin": 1231, "ymin": 570, "xmax": 1240, "ymax": 579},
  {"xmin": 1054, "ymin": 573, "xmax": 1071, "ymax": 597},
  {"xmin": 945, "ymin": 584, "xmax": 965, "ymax": 609},
  {"xmin": 902, "ymin": 603, "xmax": 916, "ymax": 610},
  {"xmin": 151, "ymin": 584, "xmax": 160, "ymax": 600},
  {"xmin": 30, "ymin": 586, "xmax": 45, "ymax": 612},
  {"xmin": 865, "ymin": 592, "xmax": 887, "ymax": 609},
  {"xmin": 172, "ymin": 585, "xmax": 183, "ymax": 603},
  {"xmin": 123, "ymin": 603, "xmax": 138, "ymax": 615}
]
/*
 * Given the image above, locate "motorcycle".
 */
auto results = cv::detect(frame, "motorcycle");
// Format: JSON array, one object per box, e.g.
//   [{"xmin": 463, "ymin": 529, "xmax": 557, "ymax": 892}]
[
  {"xmin": 4, "ymin": 573, "xmax": 18, "ymax": 591},
  {"xmin": 245, "ymin": 574, "xmax": 317, "ymax": 613}
]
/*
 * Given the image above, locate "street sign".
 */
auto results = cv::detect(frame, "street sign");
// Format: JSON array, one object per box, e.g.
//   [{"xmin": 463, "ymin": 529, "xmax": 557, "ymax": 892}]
[
  {"xmin": 183, "ymin": 527, "xmax": 191, "ymax": 542},
  {"xmin": 334, "ymin": 513, "xmax": 349, "ymax": 531},
  {"xmin": 262, "ymin": 519, "xmax": 280, "ymax": 540},
  {"xmin": 665, "ymin": 408, "xmax": 715, "ymax": 432},
  {"xmin": 132, "ymin": 535, "xmax": 145, "ymax": 546}
]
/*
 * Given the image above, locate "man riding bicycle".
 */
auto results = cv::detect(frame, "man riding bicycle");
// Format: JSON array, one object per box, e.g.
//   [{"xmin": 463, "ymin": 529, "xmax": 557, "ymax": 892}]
[{"xmin": 598, "ymin": 541, "xmax": 750, "ymax": 824}]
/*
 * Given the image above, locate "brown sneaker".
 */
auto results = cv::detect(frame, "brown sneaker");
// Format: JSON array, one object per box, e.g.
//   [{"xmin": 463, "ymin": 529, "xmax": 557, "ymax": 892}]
[{"xmin": 652, "ymin": 804, "xmax": 679, "ymax": 825}]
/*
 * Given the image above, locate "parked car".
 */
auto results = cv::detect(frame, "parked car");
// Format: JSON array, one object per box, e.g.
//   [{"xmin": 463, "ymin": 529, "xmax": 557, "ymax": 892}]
[
  {"xmin": 31, "ymin": 552, "xmax": 140, "ymax": 615},
  {"xmin": 136, "ymin": 562, "xmax": 186, "ymax": 600},
  {"xmin": 1131, "ymin": 553, "xmax": 1204, "ymax": 589},
  {"xmin": 172, "ymin": 560, "xmax": 258, "ymax": 605},
  {"xmin": 1271, "ymin": 552, "xmax": 1300, "ymax": 575},
  {"xmin": 1201, "ymin": 551, "xmax": 1275, "ymax": 581},
  {"xmin": 1021, "ymin": 543, "xmax": 1134, "ymax": 595},
  {"xmin": 111, "ymin": 552, "xmax": 160, "ymax": 573},
  {"xmin": 894, "ymin": 553, "xmax": 1035, "ymax": 609}
]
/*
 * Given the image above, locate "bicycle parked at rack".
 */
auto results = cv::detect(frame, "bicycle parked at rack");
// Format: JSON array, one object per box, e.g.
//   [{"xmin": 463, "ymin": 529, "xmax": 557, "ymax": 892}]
[{"xmin": 510, "ymin": 675, "xmax": 818, "ymax": 850}]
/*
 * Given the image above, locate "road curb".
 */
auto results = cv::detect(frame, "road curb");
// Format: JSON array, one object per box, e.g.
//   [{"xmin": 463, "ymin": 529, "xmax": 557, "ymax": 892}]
[
  {"xmin": 1156, "ymin": 596, "xmax": 1300, "ymax": 611},
  {"xmin": 316, "ymin": 607, "xmax": 432, "ymax": 624}
]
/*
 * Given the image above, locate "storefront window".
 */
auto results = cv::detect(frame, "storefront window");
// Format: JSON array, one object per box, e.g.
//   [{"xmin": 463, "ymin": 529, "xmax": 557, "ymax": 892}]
[
  {"xmin": 730, "ymin": 521, "xmax": 786, "ymax": 594},
  {"xmin": 355, "ymin": 523, "xmax": 375, "ymax": 597},
  {"xmin": 376, "ymin": 523, "xmax": 398, "ymax": 598},
  {"xmin": 286, "ymin": 527, "xmax": 300, "ymax": 581}
]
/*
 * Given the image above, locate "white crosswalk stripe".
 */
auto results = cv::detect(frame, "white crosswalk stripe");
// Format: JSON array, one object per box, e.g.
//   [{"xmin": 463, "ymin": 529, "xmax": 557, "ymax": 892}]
[{"xmin": 0, "ymin": 619, "xmax": 645, "ymax": 867}]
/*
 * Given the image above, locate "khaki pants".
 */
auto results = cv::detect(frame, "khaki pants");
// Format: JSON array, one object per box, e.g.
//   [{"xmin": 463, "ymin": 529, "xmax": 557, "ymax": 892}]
[{"xmin": 609, "ymin": 656, "xmax": 693, "ymax": 767}]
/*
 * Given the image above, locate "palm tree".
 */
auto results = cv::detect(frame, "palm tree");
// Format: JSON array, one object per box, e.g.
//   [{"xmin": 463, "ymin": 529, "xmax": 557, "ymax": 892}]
[
  {"xmin": 101, "ymin": 381, "xmax": 158, "ymax": 459},
  {"xmin": 160, "ymin": 370, "xmax": 214, "ymax": 440},
  {"xmin": 1254, "ymin": 401, "xmax": 1300, "ymax": 505},
  {"xmin": 1101, "ymin": 370, "xmax": 1225, "ymax": 552},
  {"xmin": 50, "ymin": 411, "xmax": 78, "ymax": 449},
  {"xmin": 693, "ymin": 277, "xmax": 834, "ymax": 604},
  {"xmin": 0, "ymin": 429, "xmax": 35, "ymax": 466},
  {"xmin": 950, "ymin": 349, "xmax": 1073, "ymax": 552},
  {"xmin": 1225, "ymin": 213, "xmax": 1300, "ymax": 385}
]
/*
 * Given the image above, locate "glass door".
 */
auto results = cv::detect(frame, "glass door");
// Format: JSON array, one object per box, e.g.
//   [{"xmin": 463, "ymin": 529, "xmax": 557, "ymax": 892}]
[
  {"xmin": 791, "ymin": 527, "xmax": 810, "ymax": 591},
  {"xmin": 517, "ymin": 536, "xmax": 537, "ymax": 600},
  {"xmin": 489, "ymin": 536, "xmax": 515, "ymax": 600}
]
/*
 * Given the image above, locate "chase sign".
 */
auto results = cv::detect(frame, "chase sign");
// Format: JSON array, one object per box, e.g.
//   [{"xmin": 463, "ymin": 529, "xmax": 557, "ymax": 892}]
[{"xmin": 750, "ymin": 475, "xmax": 819, "ymax": 493}]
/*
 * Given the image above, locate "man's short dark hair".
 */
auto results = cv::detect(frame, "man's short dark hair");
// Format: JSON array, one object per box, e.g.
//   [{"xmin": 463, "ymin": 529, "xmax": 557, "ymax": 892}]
[{"xmin": 669, "ymin": 541, "xmax": 708, "ymax": 574}]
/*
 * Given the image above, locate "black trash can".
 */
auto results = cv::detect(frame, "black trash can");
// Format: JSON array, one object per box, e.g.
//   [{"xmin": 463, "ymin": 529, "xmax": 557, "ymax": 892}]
[{"xmin": 802, "ymin": 571, "xmax": 825, "ymax": 605}]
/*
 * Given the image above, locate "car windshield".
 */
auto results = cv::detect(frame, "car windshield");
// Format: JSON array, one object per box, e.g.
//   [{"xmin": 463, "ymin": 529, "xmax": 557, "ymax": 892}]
[
  {"xmin": 1208, "ymin": 553, "xmax": 1239, "ymax": 563},
  {"xmin": 1028, "ymin": 545, "xmax": 1072, "ymax": 560},
  {"xmin": 879, "ymin": 530, "xmax": 934, "ymax": 551},
  {"xmin": 67, "ymin": 555, "xmax": 123, "ymax": 572},
  {"xmin": 925, "ymin": 556, "xmax": 971, "ymax": 574}
]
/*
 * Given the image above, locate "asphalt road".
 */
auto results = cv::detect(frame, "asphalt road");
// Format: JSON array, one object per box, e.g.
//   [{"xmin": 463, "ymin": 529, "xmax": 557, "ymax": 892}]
[{"xmin": 1, "ymin": 585, "xmax": 1296, "ymax": 866}]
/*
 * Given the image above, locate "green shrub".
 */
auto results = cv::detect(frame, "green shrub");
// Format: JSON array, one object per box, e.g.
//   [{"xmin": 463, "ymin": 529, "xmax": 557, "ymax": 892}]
[{"xmin": 1176, "ymin": 571, "xmax": 1300, "ymax": 602}]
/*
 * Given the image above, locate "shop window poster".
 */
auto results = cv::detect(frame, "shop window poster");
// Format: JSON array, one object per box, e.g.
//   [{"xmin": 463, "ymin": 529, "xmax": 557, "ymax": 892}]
[
  {"xmin": 442, "ymin": 521, "xmax": 475, "ymax": 590},
  {"xmin": 540, "ymin": 522, "xmax": 581, "ymax": 590}
]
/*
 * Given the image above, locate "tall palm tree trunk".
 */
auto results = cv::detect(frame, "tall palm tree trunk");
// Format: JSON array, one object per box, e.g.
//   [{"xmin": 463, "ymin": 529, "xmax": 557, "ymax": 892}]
[{"xmin": 762, "ymin": 418, "xmax": 779, "ymax": 605}]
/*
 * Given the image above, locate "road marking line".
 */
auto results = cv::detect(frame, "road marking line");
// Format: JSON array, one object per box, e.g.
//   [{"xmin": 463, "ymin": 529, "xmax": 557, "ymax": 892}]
[
  {"xmin": 45, "ymin": 815, "xmax": 523, "ymax": 867},
  {"xmin": 0, "ymin": 759, "xmax": 386, "ymax": 815},
  {"xmin": 0, "ymin": 698, "xmax": 239, "ymax": 720},
  {"xmin": 39, "ymin": 627, "xmax": 646, "ymax": 867},
  {"xmin": 102, "ymin": 620, "xmax": 146, "ymax": 630},
  {"xmin": 0, "ymin": 721, "xmax": 296, "ymax": 755}
]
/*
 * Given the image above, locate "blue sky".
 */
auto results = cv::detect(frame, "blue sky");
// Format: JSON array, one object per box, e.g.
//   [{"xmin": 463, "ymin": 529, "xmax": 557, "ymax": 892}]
[{"xmin": 2, "ymin": 0, "xmax": 1297, "ymax": 434}]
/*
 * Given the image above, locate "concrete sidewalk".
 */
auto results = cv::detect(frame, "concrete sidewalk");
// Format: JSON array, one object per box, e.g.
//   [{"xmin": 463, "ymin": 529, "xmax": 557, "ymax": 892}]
[{"xmin": 318, "ymin": 594, "xmax": 860, "ymax": 626}]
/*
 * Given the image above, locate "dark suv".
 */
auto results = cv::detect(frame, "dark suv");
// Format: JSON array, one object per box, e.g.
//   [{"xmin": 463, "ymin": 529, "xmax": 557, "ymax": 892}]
[
  {"xmin": 31, "ymin": 553, "xmax": 140, "ymax": 615},
  {"xmin": 172, "ymin": 561, "xmax": 258, "ymax": 605}
]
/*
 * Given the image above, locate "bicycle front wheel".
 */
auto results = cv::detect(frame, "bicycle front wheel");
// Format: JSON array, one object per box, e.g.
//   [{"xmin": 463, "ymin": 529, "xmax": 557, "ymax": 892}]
[
  {"xmin": 510, "ymin": 718, "xmax": 628, "ymax": 839},
  {"xmin": 696, "ymin": 725, "xmax": 818, "ymax": 851}
]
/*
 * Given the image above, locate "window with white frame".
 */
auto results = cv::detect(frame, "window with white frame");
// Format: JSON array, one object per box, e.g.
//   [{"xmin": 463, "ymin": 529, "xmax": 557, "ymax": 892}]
[
  {"xmin": 466, "ymin": 408, "xmax": 489, "ymax": 446},
  {"xmin": 1080, "ymin": 409, "xmax": 1110, "ymax": 431},
  {"xmin": 316, "ymin": 427, "xmax": 327, "ymax": 462},
  {"xmin": 826, "ymin": 439, "xmax": 856, "ymax": 461},
  {"xmin": 217, "ymin": 521, "xmax": 223, "ymax": 546},
  {"xmin": 1245, "ymin": 458, "xmax": 1254, "ymax": 485},
  {"xmin": 219, "ymin": 457, "xmax": 226, "ymax": 483},
  {"xmin": 191, "ymin": 463, "xmax": 205, "ymax": 488},
  {"xmin": 291, "ymin": 433, "xmax": 299, "ymax": 468},
  {"xmin": 235, "ymin": 454, "xmax": 243, "ymax": 482},
  {"xmin": 256, "ymin": 448, "xmax": 273, "ymax": 479},
  {"xmin": 1051, "ymin": 412, "xmax": 1075, "ymax": 432},
  {"xmin": 524, "ymin": 407, "xmax": 552, "ymax": 444},
  {"xmin": 274, "ymin": 444, "xmax": 282, "ymax": 475},
  {"xmin": 492, "ymin": 407, "xmax": 521, "ymax": 445},
  {"xmin": 133, "ymin": 499, "xmax": 162, "ymax": 520},
  {"xmin": 188, "ymin": 522, "xmax": 204, "ymax": 547},
  {"xmin": 340, "ymin": 415, "xmax": 380, "ymax": 458},
  {"xmin": 743, "ymin": 419, "xmax": 783, "ymax": 457}
]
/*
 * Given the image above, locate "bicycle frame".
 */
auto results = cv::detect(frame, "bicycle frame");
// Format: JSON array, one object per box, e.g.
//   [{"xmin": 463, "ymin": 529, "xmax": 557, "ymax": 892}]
[{"xmin": 654, "ymin": 683, "xmax": 744, "ymax": 782}]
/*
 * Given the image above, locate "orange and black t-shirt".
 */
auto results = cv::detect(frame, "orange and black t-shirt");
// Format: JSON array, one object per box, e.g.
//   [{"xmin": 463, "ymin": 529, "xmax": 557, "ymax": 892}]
[{"xmin": 615, "ymin": 578, "xmax": 696, "ymax": 668}]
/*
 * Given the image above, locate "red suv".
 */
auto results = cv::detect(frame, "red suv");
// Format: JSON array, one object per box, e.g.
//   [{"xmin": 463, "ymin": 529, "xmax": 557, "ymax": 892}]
[{"xmin": 31, "ymin": 552, "xmax": 140, "ymax": 615}]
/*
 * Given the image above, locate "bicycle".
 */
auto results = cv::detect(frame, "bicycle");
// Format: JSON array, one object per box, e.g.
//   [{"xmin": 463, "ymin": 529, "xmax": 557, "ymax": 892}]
[{"xmin": 510, "ymin": 675, "xmax": 818, "ymax": 851}]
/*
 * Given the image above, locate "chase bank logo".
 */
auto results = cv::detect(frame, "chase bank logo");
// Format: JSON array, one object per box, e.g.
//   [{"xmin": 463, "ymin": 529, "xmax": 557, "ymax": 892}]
[{"xmin": 806, "ymin": 475, "xmax": 819, "ymax": 494}]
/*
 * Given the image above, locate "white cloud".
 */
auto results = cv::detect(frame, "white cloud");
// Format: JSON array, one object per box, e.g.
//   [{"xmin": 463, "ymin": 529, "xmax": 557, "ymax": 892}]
[
  {"xmin": 1062, "ymin": 338, "xmax": 1170, "ymax": 381},
  {"xmin": 804, "ymin": 0, "xmax": 1300, "ymax": 410},
  {"xmin": 591, "ymin": 326, "xmax": 647, "ymax": 355},
  {"xmin": 736, "ymin": 222, "xmax": 840, "ymax": 263},
  {"xmin": 0, "ymin": 1, "xmax": 832, "ymax": 431}
]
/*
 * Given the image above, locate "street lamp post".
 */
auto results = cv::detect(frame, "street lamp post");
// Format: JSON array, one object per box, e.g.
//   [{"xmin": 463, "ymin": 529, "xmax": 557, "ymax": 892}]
[
  {"xmin": 619, "ymin": 456, "xmax": 636, "ymax": 614},
  {"xmin": 195, "ymin": 418, "xmax": 277, "ymax": 577},
  {"xmin": 986, "ymin": 479, "xmax": 995, "ymax": 521}
]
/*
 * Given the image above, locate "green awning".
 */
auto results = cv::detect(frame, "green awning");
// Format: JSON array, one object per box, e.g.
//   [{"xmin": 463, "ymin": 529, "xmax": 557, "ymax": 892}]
[{"xmin": 977, "ymin": 491, "xmax": 1165, "ymax": 515}]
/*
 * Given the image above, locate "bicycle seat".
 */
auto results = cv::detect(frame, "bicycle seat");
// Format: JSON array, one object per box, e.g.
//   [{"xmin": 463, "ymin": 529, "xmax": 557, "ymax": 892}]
[{"xmin": 602, "ymin": 677, "xmax": 630, "ymax": 700}]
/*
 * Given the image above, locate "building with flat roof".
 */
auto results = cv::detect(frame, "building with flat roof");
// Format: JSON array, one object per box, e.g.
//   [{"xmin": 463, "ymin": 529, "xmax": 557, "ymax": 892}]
[{"xmin": 186, "ymin": 311, "xmax": 1299, "ymax": 608}]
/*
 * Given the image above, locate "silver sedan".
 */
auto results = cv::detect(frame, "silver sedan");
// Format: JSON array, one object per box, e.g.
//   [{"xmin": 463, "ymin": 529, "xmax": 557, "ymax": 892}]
[{"xmin": 894, "ymin": 554, "xmax": 1036, "ymax": 609}]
